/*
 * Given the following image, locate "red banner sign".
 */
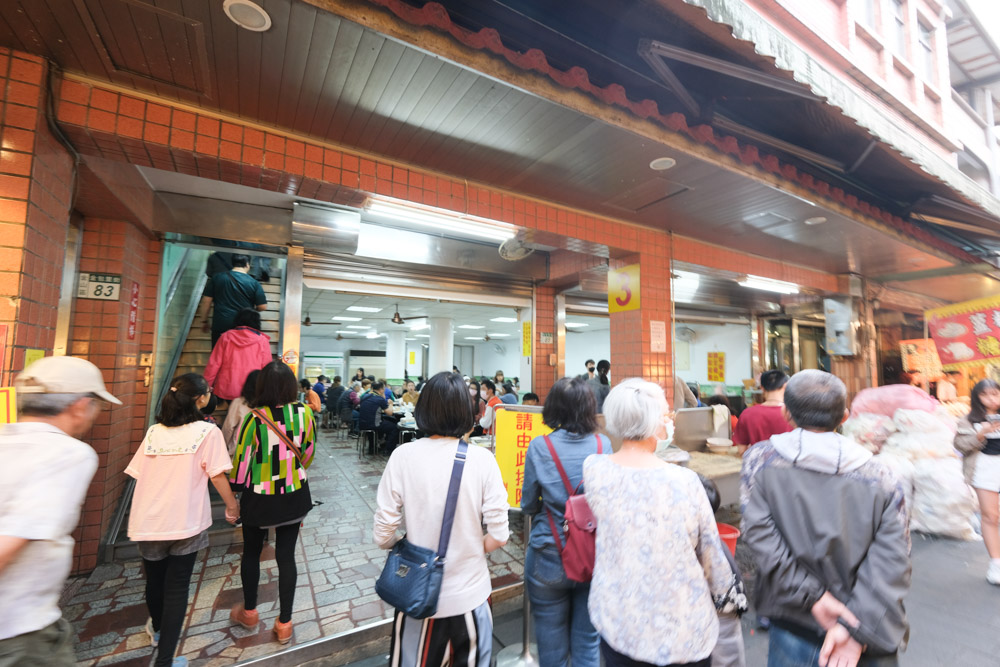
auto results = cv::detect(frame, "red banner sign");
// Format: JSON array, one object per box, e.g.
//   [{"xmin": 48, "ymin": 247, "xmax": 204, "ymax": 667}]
[
  {"xmin": 127, "ymin": 282, "xmax": 140, "ymax": 340},
  {"xmin": 926, "ymin": 296, "xmax": 1000, "ymax": 370}
]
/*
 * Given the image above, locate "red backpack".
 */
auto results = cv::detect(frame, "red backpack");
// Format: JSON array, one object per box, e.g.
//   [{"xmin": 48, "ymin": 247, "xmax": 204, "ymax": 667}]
[{"xmin": 543, "ymin": 434, "xmax": 603, "ymax": 583}]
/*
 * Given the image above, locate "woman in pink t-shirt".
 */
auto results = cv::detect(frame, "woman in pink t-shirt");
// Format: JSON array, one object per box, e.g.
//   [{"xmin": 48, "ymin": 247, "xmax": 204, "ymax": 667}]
[{"xmin": 126, "ymin": 374, "xmax": 239, "ymax": 667}]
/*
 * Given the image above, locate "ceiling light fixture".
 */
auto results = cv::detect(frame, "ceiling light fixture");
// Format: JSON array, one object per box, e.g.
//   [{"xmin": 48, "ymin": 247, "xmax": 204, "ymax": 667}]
[
  {"xmin": 346, "ymin": 325, "xmax": 371, "ymax": 329},
  {"xmin": 366, "ymin": 332, "xmax": 381, "ymax": 339},
  {"xmin": 416, "ymin": 334, "xmax": 430, "ymax": 338},
  {"xmin": 464, "ymin": 336, "xmax": 484, "ymax": 340},
  {"xmin": 737, "ymin": 275, "xmax": 800, "ymax": 294},
  {"xmin": 366, "ymin": 196, "xmax": 516, "ymax": 243},
  {"xmin": 458, "ymin": 325, "xmax": 484, "ymax": 329},
  {"xmin": 488, "ymin": 333, "xmax": 511, "ymax": 337},
  {"xmin": 222, "ymin": 0, "xmax": 272, "ymax": 31},
  {"xmin": 347, "ymin": 306, "xmax": 383, "ymax": 313},
  {"xmin": 409, "ymin": 323, "xmax": 430, "ymax": 331},
  {"xmin": 335, "ymin": 330, "xmax": 357, "ymax": 335},
  {"xmin": 490, "ymin": 316, "xmax": 518, "ymax": 323},
  {"xmin": 336, "ymin": 316, "xmax": 362, "ymax": 321},
  {"xmin": 565, "ymin": 322, "xmax": 589, "ymax": 328},
  {"xmin": 804, "ymin": 216, "xmax": 827, "ymax": 225},
  {"xmin": 649, "ymin": 156, "xmax": 677, "ymax": 171}
]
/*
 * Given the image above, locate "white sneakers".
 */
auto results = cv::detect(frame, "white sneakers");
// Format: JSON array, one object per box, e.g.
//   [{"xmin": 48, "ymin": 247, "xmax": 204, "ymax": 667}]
[{"xmin": 987, "ymin": 560, "xmax": 1000, "ymax": 585}]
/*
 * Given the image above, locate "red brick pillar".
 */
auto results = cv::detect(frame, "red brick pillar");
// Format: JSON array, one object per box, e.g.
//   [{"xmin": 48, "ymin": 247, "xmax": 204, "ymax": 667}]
[
  {"xmin": 0, "ymin": 49, "xmax": 73, "ymax": 384},
  {"xmin": 609, "ymin": 241, "xmax": 673, "ymax": 402},
  {"xmin": 534, "ymin": 285, "xmax": 557, "ymax": 400},
  {"xmin": 69, "ymin": 218, "xmax": 160, "ymax": 573}
]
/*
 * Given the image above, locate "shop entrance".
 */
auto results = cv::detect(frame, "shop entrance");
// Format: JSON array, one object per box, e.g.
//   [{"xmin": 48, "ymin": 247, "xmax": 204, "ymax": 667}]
[{"xmin": 764, "ymin": 319, "xmax": 831, "ymax": 374}]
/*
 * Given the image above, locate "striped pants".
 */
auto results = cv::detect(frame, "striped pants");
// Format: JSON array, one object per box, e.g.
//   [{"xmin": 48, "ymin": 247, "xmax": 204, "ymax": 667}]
[{"xmin": 389, "ymin": 600, "xmax": 492, "ymax": 667}]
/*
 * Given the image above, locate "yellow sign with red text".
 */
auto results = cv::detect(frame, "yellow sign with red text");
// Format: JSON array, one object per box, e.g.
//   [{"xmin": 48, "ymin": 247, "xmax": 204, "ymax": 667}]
[
  {"xmin": 494, "ymin": 408, "xmax": 552, "ymax": 507},
  {"xmin": 608, "ymin": 264, "xmax": 640, "ymax": 313},
  {"xmin": 0, "ymin": 387, "xmax": 16, "ymax": 424}
]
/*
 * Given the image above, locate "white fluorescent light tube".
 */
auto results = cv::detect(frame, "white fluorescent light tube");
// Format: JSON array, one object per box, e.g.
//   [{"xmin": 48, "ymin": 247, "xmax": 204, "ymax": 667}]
[
  {"xmin": 346, "ymin": 325, "xmax": 371, "ymax": 329},
  {"xmin": 488, "ymin": 333, "xmax": 511, "ymax": 337},
  {"xmin": 464, "ymin": 336, "xmax": 483, "ymax": 340},
  {"xmin": 737, "ymin": 275, "xmax": 800, "ymax": 294},
  {"xmin": 336, "ymin": 316, "xmax": 363, "ymax": 321},
  {"xmin": 565, "ymin": 322, "xmax": 589, "ymax": 328},
  {"xmin": 366, "ymin": 332, "xmax": 380, "ymax": 339},
  {"xmin": 335, "ymin": 330, "xmax": 357, "ymax": 335},
  {"xmin": 458, "ymin": 325, "xmax": 484, "ymax": 329},
  {"xmin": 367, "ymin": 196, "xmax": 516, "ymax": 243},
  {"xmin": 490, "ymin": 317, "xmax": 518, "ymax": 323},
  {"xmin": 347, "ymin": 306, "xmax": 382, "ymax": 313}
]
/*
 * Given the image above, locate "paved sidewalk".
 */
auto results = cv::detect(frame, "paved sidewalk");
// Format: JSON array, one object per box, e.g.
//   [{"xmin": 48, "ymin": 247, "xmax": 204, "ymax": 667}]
[{"xmin": 62, "ymin": 429, "xmax": 526, "ymax": 666}]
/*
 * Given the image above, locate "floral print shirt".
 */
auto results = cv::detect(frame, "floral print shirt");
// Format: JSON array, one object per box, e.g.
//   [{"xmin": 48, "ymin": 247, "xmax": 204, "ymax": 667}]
[{"xmin": 583, "ymin": 455, "xmax": 732, "ymax": 665}]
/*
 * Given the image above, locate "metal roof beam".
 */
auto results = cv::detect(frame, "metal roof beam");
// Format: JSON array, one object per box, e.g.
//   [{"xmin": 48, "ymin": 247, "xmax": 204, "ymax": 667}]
[
  {"xmin": 871, "ymin": 263, "xmax": 997, "ymax": 283},
  {"xmin": 638, "ymin": 39, "xmax": 821, "ymax": 101}
]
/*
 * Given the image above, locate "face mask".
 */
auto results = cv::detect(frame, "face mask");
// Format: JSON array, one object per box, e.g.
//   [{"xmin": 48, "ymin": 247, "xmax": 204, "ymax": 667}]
[
  {"xmin": 480, "ymin": 390, "xmax": 487, "ymax": 399},
  {"xmin": 469, "ymin": 388, "xmax": 476, "ymax": 396},
  {"xmin": 587, "ymin": 366, "xmax": 595, "ymax": 373}
]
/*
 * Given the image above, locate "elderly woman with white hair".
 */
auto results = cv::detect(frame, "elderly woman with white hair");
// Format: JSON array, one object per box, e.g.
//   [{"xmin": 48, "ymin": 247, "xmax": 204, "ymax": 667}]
[{"xmin": 583, "ymin": 378, "xmax": 733, "ymax": 667}]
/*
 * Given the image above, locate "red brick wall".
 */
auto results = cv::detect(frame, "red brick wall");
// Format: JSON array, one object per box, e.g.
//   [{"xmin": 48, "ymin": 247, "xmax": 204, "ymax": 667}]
[
  {"xmin": 533, "ymin": 285, "xmax": 557, "ymax": 400},
  {"xmin": 0, "ymin": 49, "xmax": 74, "ymax": 383},
  {"xmin": 69, "ymin": 218, "xmax": 160, "ymax": 572}
]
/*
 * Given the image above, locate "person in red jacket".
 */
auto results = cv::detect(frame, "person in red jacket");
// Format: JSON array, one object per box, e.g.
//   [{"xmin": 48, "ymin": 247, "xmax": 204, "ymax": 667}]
[{"xmin": 204, "ymin": 308, "xmax": 273, "ymax": 402}]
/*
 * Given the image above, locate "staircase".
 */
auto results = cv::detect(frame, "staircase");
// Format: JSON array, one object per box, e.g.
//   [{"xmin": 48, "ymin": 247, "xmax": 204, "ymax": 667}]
[
  {"xmin": 174, "ymin": 279, "xmax": 282, "ymax": 379},
  {"xmin": 104, "ymin": 260, "xmax": 285, "ymax": 562}
]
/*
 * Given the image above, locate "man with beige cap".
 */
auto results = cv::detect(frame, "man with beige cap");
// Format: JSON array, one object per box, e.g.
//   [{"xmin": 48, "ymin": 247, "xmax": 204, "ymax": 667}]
[{"xmin": 0, "ymin": 356, "xmax": 121, "ymax": 665}]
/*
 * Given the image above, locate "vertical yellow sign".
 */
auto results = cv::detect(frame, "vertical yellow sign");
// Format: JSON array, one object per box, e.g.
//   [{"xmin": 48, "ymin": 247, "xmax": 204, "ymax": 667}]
[
  {"xmin": 24, "ymin": 349, "xmax": 44, "ymax": 367},
  {"xmin": 0, "ymin": 387, "xmax": 16, "ymax": 424},
  {"xmin": 707, "ymin": 351, "xmax": 726, "ymax": 382},
  {"xmin": 494, "ymin": 408, "xmax": 552, "ymax": 507},
  {"xmin": 608, "ymin": 264, "xmax": 641, "ymax": 313},
  {"xmin": 408, "ymin": 350, "xmax": 416, "ymax": 365},
  {"xmin": 522, "ymin": 321, "xmax": 532, "ymax": 357}
]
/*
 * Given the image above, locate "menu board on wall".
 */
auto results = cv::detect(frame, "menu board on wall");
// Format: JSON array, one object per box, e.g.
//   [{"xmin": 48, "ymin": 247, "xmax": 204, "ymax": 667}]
[
  {"xmin": 707, "ymin": 351, "xmax": 725, "ymax": 382},
  {"xmin": 900, "ymin": 339, "xmax": 942, "ymax": 376},
  {"xmin": 926, "ymin": 296, "xmax": 1000, "ymax": 370}
]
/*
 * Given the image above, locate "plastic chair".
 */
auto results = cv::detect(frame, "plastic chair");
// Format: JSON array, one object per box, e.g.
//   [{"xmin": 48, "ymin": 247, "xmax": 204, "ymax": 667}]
[{"xmin": 358, "ymin": 429, "xmax": 377, "ymax": 459}]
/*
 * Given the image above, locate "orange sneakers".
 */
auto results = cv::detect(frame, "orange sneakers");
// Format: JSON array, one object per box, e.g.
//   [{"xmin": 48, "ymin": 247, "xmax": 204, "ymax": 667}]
[
  {"xmin": 273, "ymin": 619, "xmax": 293, "ymax": 644},
  {"xmin": 230, "ymin": 604, "xmax": 259, "ymax": 630}
]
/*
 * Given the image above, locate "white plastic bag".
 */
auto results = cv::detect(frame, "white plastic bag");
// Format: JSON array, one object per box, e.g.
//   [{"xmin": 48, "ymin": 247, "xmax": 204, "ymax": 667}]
[
  {"xmin": 842, "ymin": 413, "xmax": 897, "ymax": 453},
  {"xmin": 909, "ymin": 457, "xmax": 978, "ymax": 540},
  {"xmin": 875, "ymin": 453, "xmax": 915, "ymax": 509}
]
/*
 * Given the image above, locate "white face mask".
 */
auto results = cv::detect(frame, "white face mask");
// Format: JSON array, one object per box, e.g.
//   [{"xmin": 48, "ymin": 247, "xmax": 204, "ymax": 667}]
[{"xmin": 480, "ymin": 390, "xmax": 487, "ymax": 399}]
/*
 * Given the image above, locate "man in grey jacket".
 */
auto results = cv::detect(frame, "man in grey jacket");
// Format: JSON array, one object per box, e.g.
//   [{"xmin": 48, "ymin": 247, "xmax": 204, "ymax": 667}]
[{"xmin": 741, "ymin": 370, "xmax": 910, "ymax": 667}]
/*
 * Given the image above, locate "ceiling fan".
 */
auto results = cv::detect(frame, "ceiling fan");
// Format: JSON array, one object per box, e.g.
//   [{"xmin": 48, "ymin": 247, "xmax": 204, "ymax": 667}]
[
  {"xmin": 301, "ymin": 314, "xmax": 340, "ymax": 327},
  {"xmin": 369, "ymin": 304, "xmax": 431, "ymax": 325}
]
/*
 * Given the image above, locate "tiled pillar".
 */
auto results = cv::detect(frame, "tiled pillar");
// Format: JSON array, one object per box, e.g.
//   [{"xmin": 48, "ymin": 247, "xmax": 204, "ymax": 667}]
[
  {"xmin": 534, "ymin": 285, "xmax": 557, "ymax": 400},
  {"xmin": 0, "ymin": 49, "xmax": 73, "ymax": 384},
  {"xmin": 69, "ymin": 218, "xmax": 161, "ymax": 573},
  {"xmin": 609, "ymin": 239, "xmax": 673, "ymax": 402}
]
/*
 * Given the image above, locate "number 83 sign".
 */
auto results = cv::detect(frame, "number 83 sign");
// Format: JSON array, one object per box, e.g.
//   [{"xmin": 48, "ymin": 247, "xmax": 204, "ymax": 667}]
[{"xmin": 608, "ymin": 264, "xmax": 640, "ymax": 313}]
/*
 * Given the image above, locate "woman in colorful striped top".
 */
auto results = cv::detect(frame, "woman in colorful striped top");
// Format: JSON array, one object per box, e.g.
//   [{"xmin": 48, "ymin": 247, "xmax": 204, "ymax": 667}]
[{"xmin": 228, "ymin": 361, "xmax": 315, "ymax": 645}]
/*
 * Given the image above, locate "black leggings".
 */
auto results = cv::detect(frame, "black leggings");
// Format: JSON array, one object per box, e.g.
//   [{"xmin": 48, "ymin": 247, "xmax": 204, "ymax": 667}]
[
  {"xmin": 241, "ymin": 523, "xmax": 301, "ymax": 623},
  {"xmin": 144, "ymin": 552, "xmax": 198, "ymax": 667}
]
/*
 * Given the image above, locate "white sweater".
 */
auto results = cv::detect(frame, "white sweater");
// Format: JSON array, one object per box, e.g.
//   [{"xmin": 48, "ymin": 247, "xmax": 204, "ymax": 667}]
[{"xmin": 374, "ymin": 437, "xmax": 510, "ymax": 618}]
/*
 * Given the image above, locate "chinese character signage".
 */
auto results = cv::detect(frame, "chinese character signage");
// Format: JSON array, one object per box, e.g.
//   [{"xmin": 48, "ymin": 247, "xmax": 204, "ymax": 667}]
[
  {"xmin": 707, "ymin": 351, "xmax": 725, "ymax": 382},
  {"xmin": 0, "ymin": 387, "xmax": 15, "ymax": 424},
  {"xmin": 494, "ymin": 408, "xmax": 552, "ymax": 507},
  {"xmin": 522, "ymin": 321, "xmax": 532, "ymax": 357},
  {"xmin": 77, "ymin": 273, "xmax": 122, "ymax": 300},
  {"xmin": 926, "ymin": 296, "xmax": 1000, "ymax": 370},
  {"xmin": 127, "ymin": 282, "xmax": 140, "ymax": 340},
  {"xmin": 608, "ymin": 264, "xmax": 640, "ymax": 313}
]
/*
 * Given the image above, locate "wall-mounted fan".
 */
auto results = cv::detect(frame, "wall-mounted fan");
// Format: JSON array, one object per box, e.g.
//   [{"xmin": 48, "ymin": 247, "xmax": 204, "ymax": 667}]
[{"xmin": 498, "ymin": 237, "xmax": 535, "ymax": 261}]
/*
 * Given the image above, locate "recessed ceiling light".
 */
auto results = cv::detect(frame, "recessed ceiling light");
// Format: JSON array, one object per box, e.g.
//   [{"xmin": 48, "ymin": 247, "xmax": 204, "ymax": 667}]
[
  {"xmin": 347, "ymin": 306, "xmax": 383, "ymax": 313},
  {"xmin": 458, "ymin": 325, "xmax": 484, "ymax": 329},
  {"xmin": 346, "ymin": 325, "xmax": 371, "ymax": 329},
  {"xmin": 490, "ymin": 317, "xmax": 518, "ymax": 323},
  {"xmin": 223, "ymin": 0, "xmax": 272, "ymax": 31},
  {"xmin": 335, "ymin": 331, "xmax": 357, "ymax": 335},
  {"xmin": 565, "ymin": 322, "xmax": 589, "ymax": 328},
  {"xmin": 366, "ymin": 332, "xmax": 380, "ymax": 339},
  {"xmin": 649, "ymin": 157, "xmax": 677, "ymax": 171},
  {"xmin": 488, "ymin": 333, "xmax": 511, "ymax": 337},
  {"xmin": 804, "ymin": 216, "xmax": 827, "ymax": 225},
  {"xmin": 337, "ymin": 316, "xmax": 362, "ymax": 321},
  {"xmin": 416, "ymin": 334, "xmax": 430, "ymax": 338},
  {"xmin": 464, "ymin": 336, "xmax": 484, "ymax": 340},
  {"xmin": 405, "ymin": 337, "xmax": 417, "ymax": 341}
]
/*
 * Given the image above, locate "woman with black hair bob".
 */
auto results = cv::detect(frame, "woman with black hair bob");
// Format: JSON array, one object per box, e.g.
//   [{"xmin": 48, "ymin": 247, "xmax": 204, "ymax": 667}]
[
  {"xmin": 126, "ymin": 373, "xmax": 239, "ymax": 667},
  {"xmin": 229, "ymin": 361, "xmax": 316, "ymax": 644},
  {"xmin": 520, "ymin": 376, "xmax": 609, "ymax": 667},
  {"xmin": 374, "ymin": 372, "xmax": 510, "ymax": 666}
]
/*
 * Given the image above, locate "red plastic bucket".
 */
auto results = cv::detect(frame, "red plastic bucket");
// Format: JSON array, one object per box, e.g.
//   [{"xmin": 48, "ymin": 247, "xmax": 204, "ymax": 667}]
[{"xmin": 717, "ymin": 523, "xmax": 740, "ymax": 556}]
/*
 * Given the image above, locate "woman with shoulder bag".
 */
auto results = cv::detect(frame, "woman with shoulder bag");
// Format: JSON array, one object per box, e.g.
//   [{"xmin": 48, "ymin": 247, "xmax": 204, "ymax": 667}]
[
  {"xmin": 520, "ymin": 376, "xmax": 610, "ymax": 667},
  {"xmin": 373, "ymin": 372, "xmax": 510, "ymax": 667},
  {"xmin": 126, "ymin": 374, "xmax": 240, "ymax": 667},
  {"xmin": 229, "ymin": 361, "xmax": 316, "ymax": 645}
]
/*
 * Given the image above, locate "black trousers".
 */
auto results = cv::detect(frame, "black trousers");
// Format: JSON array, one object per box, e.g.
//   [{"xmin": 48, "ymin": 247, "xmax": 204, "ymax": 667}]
[
  {"xmin": 241, "ymin": 523, "xmax": 301, "ymax": 623},
  {"xmin": 143, "ymin": 552, "xmax": 198, "ymax": 667},
  {"xmin": 600, "ymin": 640, "xmax": 710, "ymax": 667}
]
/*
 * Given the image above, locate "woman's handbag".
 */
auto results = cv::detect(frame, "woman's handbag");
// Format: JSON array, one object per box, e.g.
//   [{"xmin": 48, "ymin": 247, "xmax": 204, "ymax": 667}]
[
  {"xmin": 544, "ymin": 434, "xmax": 603, "ymax": 583},
  {"xmin": 375, "ymin": 439, "xmax": 468, "ymax": 619}
]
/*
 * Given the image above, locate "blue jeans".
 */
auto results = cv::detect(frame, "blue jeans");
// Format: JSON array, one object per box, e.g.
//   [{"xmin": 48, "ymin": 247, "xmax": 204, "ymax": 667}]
[
  {"xmin": 525, "ymin": 545, "xmax": 599, "ymax": 667},
  {"xmin": 768, "ymin": 626, "xmax": 899, "ymax": 667}
]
